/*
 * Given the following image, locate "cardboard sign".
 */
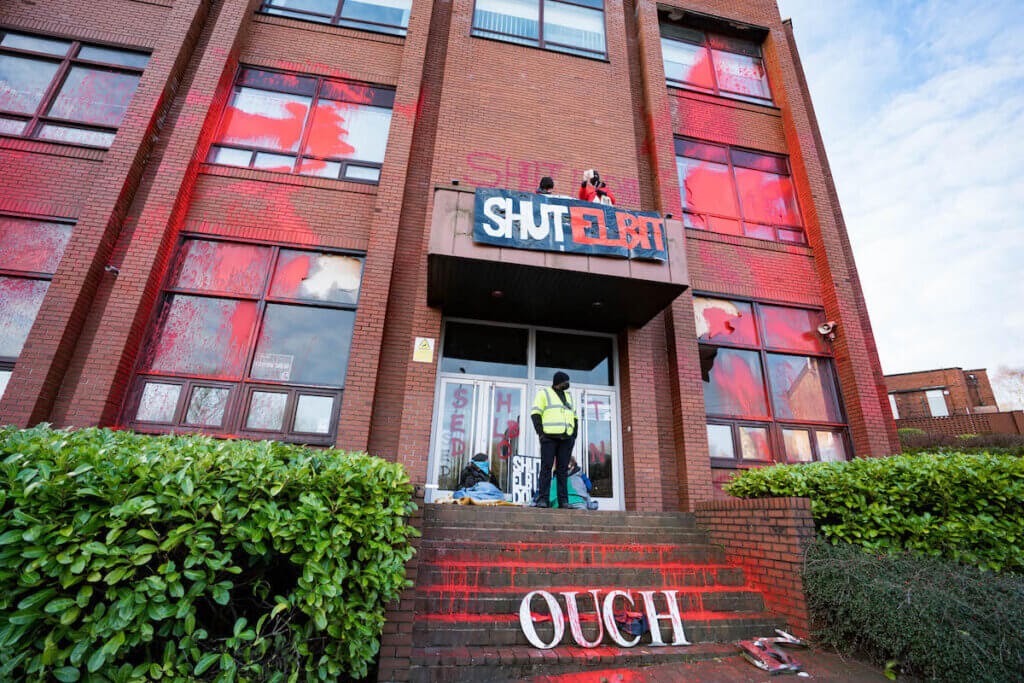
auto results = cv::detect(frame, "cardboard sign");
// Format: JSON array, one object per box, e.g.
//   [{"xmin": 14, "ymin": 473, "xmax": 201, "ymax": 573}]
[{"xmin": 473, "ymin": 189, "xmax": 668, "ymax": 261}]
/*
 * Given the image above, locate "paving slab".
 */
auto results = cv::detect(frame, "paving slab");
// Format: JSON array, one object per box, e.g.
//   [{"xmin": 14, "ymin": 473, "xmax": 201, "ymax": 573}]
[{"xmin": 521, "ymin": 648, "xmax": 891, "ymax": 683}]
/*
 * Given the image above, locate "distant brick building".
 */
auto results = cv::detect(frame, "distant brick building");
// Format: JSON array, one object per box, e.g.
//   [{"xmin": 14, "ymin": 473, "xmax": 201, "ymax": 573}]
[
  {"xmin": 1, "ymin": 0, "xmax": 898, "ymax": 509},
  {"xmin": 885, "ymin": 368, "xmax": 1024, "ymax": 437}
]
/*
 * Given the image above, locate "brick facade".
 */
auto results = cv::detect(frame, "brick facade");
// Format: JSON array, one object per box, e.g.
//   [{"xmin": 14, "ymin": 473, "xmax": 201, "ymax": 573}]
[
  {"xmin": 885, "ymin": 367, "xmax": 1022, "ymax": 436},
  {"xmin": 2, "ymin": 0, "xmax": 897, "ymax": 508}
]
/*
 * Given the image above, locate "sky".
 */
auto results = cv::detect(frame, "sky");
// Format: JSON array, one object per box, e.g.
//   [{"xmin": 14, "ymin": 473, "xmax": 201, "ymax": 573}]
[{"xmin": 775, "ymin": 0, "xmax": 1024, "ymax": 408}]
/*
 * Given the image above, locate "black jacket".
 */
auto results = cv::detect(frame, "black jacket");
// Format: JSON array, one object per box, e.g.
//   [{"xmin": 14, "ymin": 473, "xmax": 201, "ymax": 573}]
[{"xmin": 458, "ymin": 462, "xmax": 498, "ymax": 489}]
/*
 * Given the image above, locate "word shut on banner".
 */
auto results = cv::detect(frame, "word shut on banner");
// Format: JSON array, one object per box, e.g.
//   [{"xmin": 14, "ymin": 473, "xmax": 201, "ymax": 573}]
[{"xmin": 474, "ymin": 189, "xmax": 668, "ymax": 262}]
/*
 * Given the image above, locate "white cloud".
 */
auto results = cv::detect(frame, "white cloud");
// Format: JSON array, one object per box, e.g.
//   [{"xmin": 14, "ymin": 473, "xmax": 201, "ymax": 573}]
[{"xmin": 779, "ymin": 0, "xmax": 1024, "ymax": 410}]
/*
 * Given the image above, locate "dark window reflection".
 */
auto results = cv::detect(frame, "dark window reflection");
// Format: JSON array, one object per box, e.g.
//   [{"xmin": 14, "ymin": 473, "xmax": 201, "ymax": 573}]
[
  {"xmin": 441, "ymin": 322, "xmax": 528, "ymax": 378},
  {"xmin": 251, "ymin": 304, "xmax": 355, "ymax": 386},
  {"xmin": 535, "ymin": 331, "xmax": 613, "ymax": 385}
]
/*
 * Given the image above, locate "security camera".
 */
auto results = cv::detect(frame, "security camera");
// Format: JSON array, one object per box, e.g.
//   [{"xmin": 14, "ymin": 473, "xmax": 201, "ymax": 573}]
[{"xmin": 817, "ymin": 321, "xmax": 837, "ymax": 340}]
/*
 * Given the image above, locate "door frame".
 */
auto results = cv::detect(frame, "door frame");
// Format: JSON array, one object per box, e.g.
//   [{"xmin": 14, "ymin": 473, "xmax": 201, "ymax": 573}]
[{"xmin": 426, "ymin": 318, "xmax": 624, "ymax": 510}]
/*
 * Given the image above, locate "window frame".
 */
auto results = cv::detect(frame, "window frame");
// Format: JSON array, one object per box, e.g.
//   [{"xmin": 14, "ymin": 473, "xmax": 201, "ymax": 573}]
[
  {"xmin": 675, "ymin": 137, "xmax": 806, "ymax": 244},
  {"xmin": 206, "ymin": 66, "xmax": 395, "ymax": 185},
  {"xmin": 469, "ymin": 0, "xmax": 608, "ymax": 60},
  {"xmin": 0, "ymin": 29, "xmax": 149, "ymax": 148},
  {"xmin": 888, "ymin": 393, "xmax": 900, "ymax": 419},
  {"xmin": 925, "ymin": 389, "xmax": 949, "ymax": 417},
  {"xmin": 125, "ymin": 235, "xmax": 364, "ymax": 445},
  {"xmin": 659, "ymin": 21, "xmax": 774, "ymax": 105},
  {"xmin": 695, "ymin": 294, "xmax": 850, "ymax": 467},
  {"xmin": 0, "ymin": 214, "xmax": 74, "ymax": 390},
  {"xmin": 258, "ymin": 0, "xmax": 411, "ymax": 36}
]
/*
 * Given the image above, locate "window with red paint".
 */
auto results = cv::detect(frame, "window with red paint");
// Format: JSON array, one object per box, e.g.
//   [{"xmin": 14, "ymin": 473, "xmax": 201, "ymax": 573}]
[
  {"xmin": 0, "ymin": 30, "xmax": 148, "ymax": 148},
  {"xmin": 695, "ymin": 296, "xmax": 848, "ymax": 465},
  {"xmin": 471, "ymin": 0, "xmax": 607, "ymax": 59},
  {"xmin": 207, "ymin": 67, "xmax": 394, "ymax": 184},
  {"xmin": 660, "ymin": 17, "xmax": 772, "ymax": 105},
  {"xmin": 0, "ymin": 215, "xmax": 73, "ymax": 399},
  {"xmin": 128, "ymin": 237, "xmax": 365, "ymax": 444},
  {"xmin": 676, "ymin": 138, "xmax": 806, "ymax": 245},
  {"xmin": 261, "ymin": 0, "xmax": 412, "ymax": 36}
]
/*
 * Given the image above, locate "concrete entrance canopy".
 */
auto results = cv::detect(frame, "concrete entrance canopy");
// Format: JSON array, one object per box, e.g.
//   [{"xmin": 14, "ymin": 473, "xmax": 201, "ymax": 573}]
[{"xmin": 427, "ymin": 187, "xmax": 690, "ymax": 331}]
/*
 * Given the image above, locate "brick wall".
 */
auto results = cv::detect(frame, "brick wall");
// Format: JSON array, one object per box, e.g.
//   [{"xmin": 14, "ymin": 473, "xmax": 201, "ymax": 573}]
[
  {"xmin": 886, "ymin": 368, "xmax": 1004, "ymax": 421},
  {"xmin": 695, "ymin": 497, "xmax": 814, "ymax": 637},
  {"xmin": 376, "ymin": 490, "xmax": 425, "ymax": 683},
  {"xmin": 896, "ymin": 411, "xmax": 1024, "ymax": 437}
]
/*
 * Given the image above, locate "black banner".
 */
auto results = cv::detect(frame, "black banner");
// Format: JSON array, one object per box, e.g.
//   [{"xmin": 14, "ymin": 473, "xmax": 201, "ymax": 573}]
[{"xmin": 473, "ymin": 189, "xmax": 668, "ymax": 262}]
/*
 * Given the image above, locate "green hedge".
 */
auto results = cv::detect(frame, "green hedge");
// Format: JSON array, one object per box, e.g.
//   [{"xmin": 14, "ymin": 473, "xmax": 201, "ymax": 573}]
[
  {"xmin": 804, "ymin": 539, "xmax": 1024, "ymax": 682},
  {"xmin": 0, "ymin": 426, "xmax": 417, "ymax": 682},
  {"xmin": 724, "ymin": 452, "xmax": 1024, "ymax": 572},
  {"xmin": 898, "ymin": 431, "xmax": 1024, "ymax": 457}
]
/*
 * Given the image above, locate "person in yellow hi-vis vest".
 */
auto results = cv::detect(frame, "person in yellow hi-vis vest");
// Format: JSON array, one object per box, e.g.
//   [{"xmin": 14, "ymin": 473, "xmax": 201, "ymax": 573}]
[{"xmin": 530, "ymin": 371, "xmax": 579, "ymax": 508}]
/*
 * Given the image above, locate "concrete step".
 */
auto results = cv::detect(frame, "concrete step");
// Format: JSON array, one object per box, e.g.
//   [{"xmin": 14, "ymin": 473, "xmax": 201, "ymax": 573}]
[
  {"xmin": 411, "ymin": 611, "xmax": 782, "ymax": 648},
  {"xmin": 408, "ymin": 643, "xmax": 740, "ymax": 683},
  {"xmin": 415, "ymin": 586, "xmax": 767, "ymax": 616},
  {"xmin": 422, "ymin": 526, "xmax": 711, "ymax": 545},
  {"xmin": 418, "ymin": 561, "xmax": 746, "ymax": 589},
  {"xmin": 423, "ymin": 505, "xmax": 700, "ymax": 531},
  {"xmin": 418, "ymin": 540, "xmax": 726, "ymax": 565}
]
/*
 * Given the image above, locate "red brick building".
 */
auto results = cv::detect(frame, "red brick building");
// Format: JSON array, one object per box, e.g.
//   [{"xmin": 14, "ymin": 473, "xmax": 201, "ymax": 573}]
[
  {"xmin": 0, "ymin": 0, "xmax": 898, "ymax": 509},
  {"xmin": 885, "ymin": 368, "xmax": 1024, "ymax": 437}
]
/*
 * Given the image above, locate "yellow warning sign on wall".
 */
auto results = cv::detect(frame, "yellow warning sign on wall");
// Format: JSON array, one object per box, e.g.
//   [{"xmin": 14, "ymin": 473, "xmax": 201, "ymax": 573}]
[{"xmin": 413, "ymin": 337, "xmax": 435, "ymax": 363}]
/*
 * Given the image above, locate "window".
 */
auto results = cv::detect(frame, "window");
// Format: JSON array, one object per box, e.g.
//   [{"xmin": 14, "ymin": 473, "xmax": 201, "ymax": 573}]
[
  {"xmin": 660, "ymin": 20, "xmax": 772, "ymax": 104},
  {"xmin": 694, "ymin": 296, "xmax": 848, "ymax": 464},
  {"xmin": 260, "ymin": 0, "xmax": 411, "ymax": 36},
  {"xmin": 128, "ymin": 237, "xmax": 364, "ymax": 444},
  {"xmin": 676, "ymin": 138, "xmax": 805, "ymax": 244},
  {"xmin": 471, "ymin": 0, "xmax": 606, "ymax": 58},
  {"xmin": 888, "ymin": 393, "xmax": 900, "ymax": 419},
  {"xmin": 207, "ymin": 67, "xmax": 394, "ymax": 183},
  {"xmin": 0, "ymin": 29, "xmax": 149, "ymax": 148},
  {"xmin": 926, "ymin": 389, "xmax": 948, "ymax": 417},
  {"xmin": 0, "ymin": 216, "xmax": 73, "ymax": 399}
]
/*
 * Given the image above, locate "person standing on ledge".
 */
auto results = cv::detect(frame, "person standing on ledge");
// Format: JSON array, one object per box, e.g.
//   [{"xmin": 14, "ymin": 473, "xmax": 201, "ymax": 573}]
[
  {"xmin": 531, "ymin": 371, "xmax": 578, "ymax": 509},
  {"xmin": 578, "ymin": 169, "xmax": 616, "ymax": 205}
]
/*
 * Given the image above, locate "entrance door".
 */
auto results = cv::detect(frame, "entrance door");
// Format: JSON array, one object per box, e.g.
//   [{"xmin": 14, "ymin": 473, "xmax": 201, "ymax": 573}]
[
  {"xmin": 428, "ymin": 378, "xmax": 528, "ymax": 500},
  {"xmin": 428, "ymin": 320, "xmax": 624, "ymax": 509},
  {"xmin": 575, "ymin": 388, "xmax": 621, "ymax": 510}
]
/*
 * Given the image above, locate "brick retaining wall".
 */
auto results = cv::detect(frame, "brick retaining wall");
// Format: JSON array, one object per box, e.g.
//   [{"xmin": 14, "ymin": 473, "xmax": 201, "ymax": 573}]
[{"xmin": 695, "ymin": 497, "xmax": 814, "ymax": 637}]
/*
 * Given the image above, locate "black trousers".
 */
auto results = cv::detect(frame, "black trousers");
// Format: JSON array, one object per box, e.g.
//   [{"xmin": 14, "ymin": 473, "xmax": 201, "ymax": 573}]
[{"xmin": 537, "ymin": 437, "xmax": 573, "ymax": 506}]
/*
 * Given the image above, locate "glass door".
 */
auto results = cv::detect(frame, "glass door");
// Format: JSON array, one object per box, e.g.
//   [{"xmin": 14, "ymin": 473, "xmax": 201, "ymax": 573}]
[
  {"xmin": 428, "ymin": 378, "xmax": 528, "ymax": 501},
  {"xmin": 572, "ymin": 388, "xmax": 621, "ymax": 510},
  {"xmin": 428, "ymin": 320, "xmax": 624, "ymax": 509},
  {"xmin": 431, "ymin": 379, "xmax": 481, "ymax": 493}
]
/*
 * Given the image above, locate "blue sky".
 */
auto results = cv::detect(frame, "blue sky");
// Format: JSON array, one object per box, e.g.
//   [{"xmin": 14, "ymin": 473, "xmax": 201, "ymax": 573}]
[{"xmin": 776, "ymin": 0, "xmax": 1024, "ymax": 407}]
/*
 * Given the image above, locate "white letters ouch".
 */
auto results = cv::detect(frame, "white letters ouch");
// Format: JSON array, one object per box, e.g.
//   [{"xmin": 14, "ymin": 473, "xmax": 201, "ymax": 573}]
[{"xmin": 518, "ymin": 589, "xmax": 691, "ymax": 649}]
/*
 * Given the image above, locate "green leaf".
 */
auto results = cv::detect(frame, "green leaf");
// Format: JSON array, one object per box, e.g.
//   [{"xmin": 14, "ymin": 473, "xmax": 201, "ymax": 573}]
[
  {"xmin": 54, "ymin": 667, "xmax": 81, "ymax": 682},
  {"xmin": 87, "ymin": 648, "xmax": 106, "ymax": 673},
  {"xmin": 45, "ymin": 597, "xmax": 77, "ymax": 614},
  {"xmin": 211, "ymin": 586, "xmax": 229, "ymax": 605},
  {"xmin": 194, "ymin": 653, "xmax": 219, "ymax": 675}
]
